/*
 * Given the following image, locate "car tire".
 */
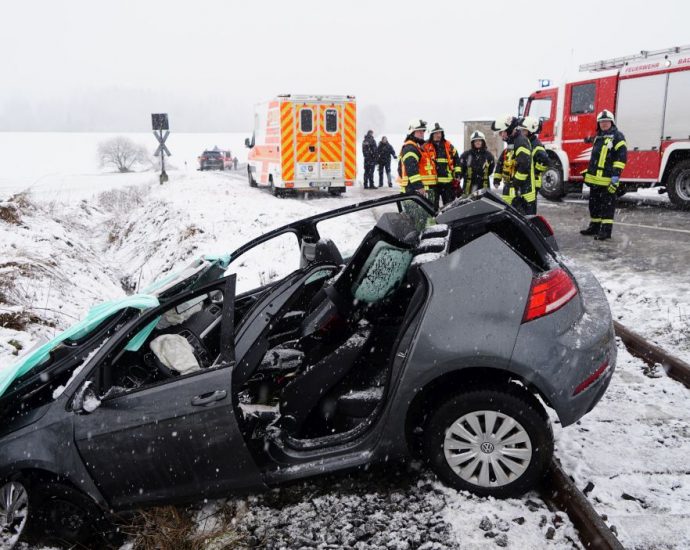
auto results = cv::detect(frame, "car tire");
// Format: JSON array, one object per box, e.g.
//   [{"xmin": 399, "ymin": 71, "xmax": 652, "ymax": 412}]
[
  {"xmin": 539, "ymin": 164, "xmax": 565, "ymax": 201},
  {"xmin": 0, "ymin": 478, "xmax": 109, "ymax": 548},
  {"xmin": 666, "ymin": 159, "xmax": 690, "ymax": 210},
  {"xmin": 248, "ymin": 167, "xmax": 257, "ymax": 188},
  {"xmin": 423, "ymin": 386, "xmax": 553, "ymax": 499}
]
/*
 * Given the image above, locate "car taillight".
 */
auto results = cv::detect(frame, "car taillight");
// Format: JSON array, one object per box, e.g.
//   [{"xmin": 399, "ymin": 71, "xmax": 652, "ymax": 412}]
[{"xmin": 522, "ymin": 268, "xmax": 578, "ymax": 323}]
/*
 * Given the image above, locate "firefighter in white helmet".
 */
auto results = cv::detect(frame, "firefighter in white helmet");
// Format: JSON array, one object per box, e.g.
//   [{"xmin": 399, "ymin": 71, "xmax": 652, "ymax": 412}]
[
  {"xmin": 397, "ymin": 119, "xmax": 432, "ymax": 196},
  {"xmin": 491, "ymin": 115, "xmax": 532, "ymax": 214},
  {"xmin": 424, "ymin": 122, "xmax": 462, "ymax": 208},
  {"xmin": 458, "ymin": 130, "xmax": 495, "ymax": 196},
  {"xmin": 518, "ymin": 116, "xmax": 549, "ymax": 214},
  {"xmin": 580, "ymin": 110, "xmax": 627, "ymax": 240}
]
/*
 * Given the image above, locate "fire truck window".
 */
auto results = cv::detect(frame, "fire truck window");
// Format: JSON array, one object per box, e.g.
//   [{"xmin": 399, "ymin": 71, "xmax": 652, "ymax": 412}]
[
  {"xmin": 527, "ymin": 98, "xmax": 552, "ymax": 121},
  {"xmin": 300, "ymin": 109, "xmax": 314, "ymax": 133},
  {"xmin": 325, "ymin": 109, "xmax": 338, "ymax": 133},
  {"xmin": 570, "ymin": 83, "xmax": 596, "ymax": 115}
]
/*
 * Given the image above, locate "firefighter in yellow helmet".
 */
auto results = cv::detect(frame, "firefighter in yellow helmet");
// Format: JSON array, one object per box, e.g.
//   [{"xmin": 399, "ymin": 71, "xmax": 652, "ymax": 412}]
[
  {"xmin": 518, "ymin": 116, "xmax": 549, "ymax": 215},
  {"xmin": 424, "ymin": 123, "xmax": 462, "ymax": 208},
  {"xmin": 580, "ymin": 110, "xmax": 627, "ymax": 240},
  {"xmin": 491, "ymin": 115, "xmax": 532, "ymax": 214},
  {"xmin": 397, "ymin": 119, "xmax": 431, "ymax": 197}
]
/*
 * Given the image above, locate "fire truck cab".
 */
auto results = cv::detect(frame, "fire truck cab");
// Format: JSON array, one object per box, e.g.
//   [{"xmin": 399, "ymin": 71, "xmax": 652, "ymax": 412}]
[
  {"xmin": 520, "ymin": 45, "xmax": 690, "ymax": 209},
  {"xmin": 245, "ymin": 94, "xmax": 357, "ymax": 197}
]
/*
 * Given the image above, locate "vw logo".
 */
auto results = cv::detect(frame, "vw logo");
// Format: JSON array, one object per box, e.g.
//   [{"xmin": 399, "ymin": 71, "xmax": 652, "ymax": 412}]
[{"xmin": 480, "ymin": 442, "xmax": 495, "ymax": 454}]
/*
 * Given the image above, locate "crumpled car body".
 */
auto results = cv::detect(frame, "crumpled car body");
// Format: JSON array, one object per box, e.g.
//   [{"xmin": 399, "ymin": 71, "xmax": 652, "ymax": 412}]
[{"xmin": 0, "ymin": 191, "xmax": 616, "ymax": 547}]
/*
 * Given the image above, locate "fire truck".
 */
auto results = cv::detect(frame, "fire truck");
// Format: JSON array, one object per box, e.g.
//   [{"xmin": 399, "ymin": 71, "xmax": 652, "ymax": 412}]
[
  {"xmin": 245, "ymin": 95, "xmax": 357, "ymax": 197},
  {"xmin": 519, "ymin": 45, "xmax": 690, "ymax": 209}
]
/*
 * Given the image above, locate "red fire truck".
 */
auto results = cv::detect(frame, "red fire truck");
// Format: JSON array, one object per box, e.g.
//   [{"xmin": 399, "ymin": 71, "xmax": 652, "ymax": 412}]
[{"xmin": 519, "ymin": 45, "xmax": 690, "ymax": 209}]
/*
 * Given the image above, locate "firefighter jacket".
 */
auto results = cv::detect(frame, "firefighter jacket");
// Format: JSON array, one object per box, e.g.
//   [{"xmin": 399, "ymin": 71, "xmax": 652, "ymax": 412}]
[
  {"xmin": 397, "ymin": 136, "xmax": 427, "ymax": 193},
  {"xmin": 459, "ymin": 147, "xmax": 495, "ymax": 194},
  {"xmin": 583, "ymin": 126, "xmax": 627, "ymax": 186},
  {"xmin": 494, "ymin": 134, "xmax": 532, "ymax": 205},
  {"xmin": 424, "ymin": 137, "xmax": 462, "ymax": 185},
  {"xmin": 529, "ymin": 135, "xmax": 549, "ymax": 189}
]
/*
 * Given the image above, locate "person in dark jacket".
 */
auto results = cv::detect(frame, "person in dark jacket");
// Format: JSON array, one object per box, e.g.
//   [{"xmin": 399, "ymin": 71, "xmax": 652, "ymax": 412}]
[
  {"xmin": 362, "ymin": 130, "xmax": 377, "ymax": 189},
  {"xmin": 492, "ymin": 115, "xmax": 532, "ymax": 215},
  {"xmin": 517, "ymin": 116, "xmax": 549, "ymax": 214},
  {"xmin": 580, "ymin": 110, "xmax": 627, "ymax": 240},
  {"xmin": 376, "ymin": 136, "xmax": 396, "ymax": 187},
  {"xmin": 458, "ymin": 130, "xmax": 495, "ymax": 196}
]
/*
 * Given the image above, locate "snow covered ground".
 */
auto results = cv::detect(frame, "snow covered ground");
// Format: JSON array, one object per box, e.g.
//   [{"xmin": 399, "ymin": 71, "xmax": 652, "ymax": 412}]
[{"xmin": 1, "ymin": 132, "xmax": 689, "ymax": 548}]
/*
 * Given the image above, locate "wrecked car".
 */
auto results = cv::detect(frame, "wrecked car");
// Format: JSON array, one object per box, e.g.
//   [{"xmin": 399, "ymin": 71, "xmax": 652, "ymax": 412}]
[{"xmin": 0, "ymin": 191, "xmax": 616, "ymax": 547}]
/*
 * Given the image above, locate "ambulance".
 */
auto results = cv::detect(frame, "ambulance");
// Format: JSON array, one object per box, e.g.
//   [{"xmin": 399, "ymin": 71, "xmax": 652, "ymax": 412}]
[{"xmin": 245, "ymin": 94, "xmax": 357, "ymax": 196}]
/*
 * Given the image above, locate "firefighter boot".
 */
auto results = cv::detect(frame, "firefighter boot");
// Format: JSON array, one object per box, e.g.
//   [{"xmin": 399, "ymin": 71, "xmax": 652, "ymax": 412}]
[
  {"xmin": 594, "ymin": 224, "xmax": 612, "ymax": 240},
  {"xmin": 580, "ymin": 222, "xmax": 600, "ymax": 236}
]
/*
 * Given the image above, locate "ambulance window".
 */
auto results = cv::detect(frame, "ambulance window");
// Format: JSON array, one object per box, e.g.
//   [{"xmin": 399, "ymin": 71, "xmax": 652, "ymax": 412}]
[
  {"xmin": 300, "ymin": 109, "xmax": 314, "ymax": 133},
  {"xmin": 570, "ymin": 83, "xmax": 595, "ymax": 115},
  {"xmin": 325, "ymin": 109, "xmax": 338, "ymax": 133}
]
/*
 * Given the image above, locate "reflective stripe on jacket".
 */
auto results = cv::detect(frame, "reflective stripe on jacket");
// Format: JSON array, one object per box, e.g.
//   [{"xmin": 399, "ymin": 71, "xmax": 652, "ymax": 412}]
[{"xmin": 584, "ymin": 127, "xmax": 627, "ymax": 186}]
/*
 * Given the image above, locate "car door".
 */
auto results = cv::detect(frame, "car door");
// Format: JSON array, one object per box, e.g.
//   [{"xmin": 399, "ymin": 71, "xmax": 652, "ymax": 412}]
[{"xmin": 72, "ymin": 275, "xmax": 265, "ymax": 509}]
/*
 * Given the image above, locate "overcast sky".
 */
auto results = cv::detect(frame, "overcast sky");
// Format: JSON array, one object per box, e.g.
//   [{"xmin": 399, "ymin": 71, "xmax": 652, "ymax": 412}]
[{"xmin": 1, "ymin": 0, "xmax": 688, "ymax": 133}]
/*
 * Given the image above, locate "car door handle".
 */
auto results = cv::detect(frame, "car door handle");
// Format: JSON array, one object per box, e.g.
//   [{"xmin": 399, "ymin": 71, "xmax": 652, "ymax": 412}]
[{"xmin": 191, "ymin": 390, "xmax": 227, "ymax": 406}]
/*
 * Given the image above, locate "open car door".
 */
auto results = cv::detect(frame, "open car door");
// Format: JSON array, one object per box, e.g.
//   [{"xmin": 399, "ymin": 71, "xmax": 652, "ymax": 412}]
[{"xmin": 72, "ymin": 275, "xmax": 266, "ymax": 509}]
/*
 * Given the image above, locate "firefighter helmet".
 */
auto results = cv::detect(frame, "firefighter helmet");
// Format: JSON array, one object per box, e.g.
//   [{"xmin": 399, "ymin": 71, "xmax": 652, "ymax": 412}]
[
  {"xmin": 517, "ymin": 116, "xmax": 540, "ymax": 134},
  {"xmin": 470, "ymin": 130, "xmax": 486, "ymax": 143},
  {"xmin": 430, "ymin": 122, "xmax": 444, "ymax": 134},
  {"xmin": 407, "ymin": 119, "xmax": 427, "ymax": 133},
  {"xmin": 491, "ymin": 115, "xmax": 516, "ymax": 133},
  {"xmin": 597, "ymin": 110, "xmax": 615, "ymax": 125}
]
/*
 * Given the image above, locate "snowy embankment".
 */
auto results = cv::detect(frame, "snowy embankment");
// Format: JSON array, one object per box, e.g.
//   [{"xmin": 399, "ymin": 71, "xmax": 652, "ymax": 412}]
[{"xmin": 0, "ymin": 165, "xmax": 688, "ymax": 548}]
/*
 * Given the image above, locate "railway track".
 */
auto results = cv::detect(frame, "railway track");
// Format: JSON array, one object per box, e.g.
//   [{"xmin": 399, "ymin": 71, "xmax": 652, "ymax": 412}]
[{"xmin": 538, "ymin": 320, "xmax": 690, "ymax": 549}]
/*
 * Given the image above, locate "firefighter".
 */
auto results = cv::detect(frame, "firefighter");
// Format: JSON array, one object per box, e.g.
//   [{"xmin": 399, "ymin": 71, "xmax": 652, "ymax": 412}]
[
  {"xmin": 491, "ymin": 115, "xmax": 532, "ymax": 214},
  {"xmin": 423, "ymin": 123, "xmax": 461, "ymax": 208},
  {"xmin": 397, "ymin": 119, "xmax": 428, "ymax": 196},
  {"xmin": 458, "ymin": 130, "xmax": 495, "ymax": 196},
  {"xmin": 518, "ymin": 116, "xmax": 549, "ymax": 214},
  {"xmin": 580, "ymin": 110, "xmax": 627, "ymax": 240}
]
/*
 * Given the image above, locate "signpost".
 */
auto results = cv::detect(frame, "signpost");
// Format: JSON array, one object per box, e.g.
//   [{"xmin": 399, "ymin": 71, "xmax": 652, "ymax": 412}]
[{"xmin": 152, "ymin": 113, "xmax": 171, "ymax": 184}]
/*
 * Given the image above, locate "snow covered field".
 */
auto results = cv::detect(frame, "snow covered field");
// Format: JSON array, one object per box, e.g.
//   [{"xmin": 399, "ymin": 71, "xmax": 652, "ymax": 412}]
[{"xmin": 1, "ymin": 132, "xmax": 689, "ymax": 548}]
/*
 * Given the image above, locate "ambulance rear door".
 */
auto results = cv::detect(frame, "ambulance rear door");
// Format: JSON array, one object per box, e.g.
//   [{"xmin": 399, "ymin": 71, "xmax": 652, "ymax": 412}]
[
  {"xmin": 317, "ymin": 103, "xmax": 344, "ymax": 184},
  {"xmin": 294, "ymin": 103, "xmax": 320, "ymax": 183}
]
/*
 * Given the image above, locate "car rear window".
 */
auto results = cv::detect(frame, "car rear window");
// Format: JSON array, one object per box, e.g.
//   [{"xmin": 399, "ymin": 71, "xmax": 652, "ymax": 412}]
[{"xmin": 204, "ymin": 151, "xmax": 222, "ymax": 157}]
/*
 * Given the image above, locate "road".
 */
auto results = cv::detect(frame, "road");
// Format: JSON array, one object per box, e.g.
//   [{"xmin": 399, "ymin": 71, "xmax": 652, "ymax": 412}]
[{"xmin": 539, "ymin": 193, "xmax": 690, "ymax": 280}]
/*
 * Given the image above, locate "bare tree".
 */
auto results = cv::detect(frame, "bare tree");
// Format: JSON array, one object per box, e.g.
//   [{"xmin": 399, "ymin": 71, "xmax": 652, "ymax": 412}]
[{"xmin": 98, "ymin": 136, "xmax": 148, "ymax": 173}]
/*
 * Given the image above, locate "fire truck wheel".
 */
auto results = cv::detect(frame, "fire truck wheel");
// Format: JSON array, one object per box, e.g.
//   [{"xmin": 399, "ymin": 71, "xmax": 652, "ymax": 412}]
[
  {"xmin": 247, "ymin": 167, "xmax": 257, "ymax": 188},
  {"xmin": 666, "ymin": 159, "xmax": 690, "ymax": 210},
  {"xmin": 539, "ymin": 165, "xmax": 565, "ymax": 201}
]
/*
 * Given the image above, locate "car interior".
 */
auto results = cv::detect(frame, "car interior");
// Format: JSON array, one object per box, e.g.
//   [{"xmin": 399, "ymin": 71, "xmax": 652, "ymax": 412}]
[{"xmin": 233, "ymin": 211, "xmax": 453, "ymax": 450}]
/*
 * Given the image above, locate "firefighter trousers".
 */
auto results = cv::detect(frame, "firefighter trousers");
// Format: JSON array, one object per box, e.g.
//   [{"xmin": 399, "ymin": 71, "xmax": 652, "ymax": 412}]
[
  {"xmin": 434, "ymin": 183, "xmax": 455, "ymax": 209},
  {"xmin": 588, "ymin": 185, "xmax": 616, "ymax": 236},
  {"xmin": 364, "ymin": 161, "xmax": 376, "ymax": 188}
]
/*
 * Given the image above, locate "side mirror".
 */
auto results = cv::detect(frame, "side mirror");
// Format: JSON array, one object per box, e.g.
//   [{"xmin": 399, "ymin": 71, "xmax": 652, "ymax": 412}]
[
  {"xmin": 245, "ymin": 137, "xmax": 254, "ymax": 149},
  {"xmin": 72, "ymin": 382, "xmax": 100, "ymax": 414},
  {"xmin": 518, "ymin": 97, "xmax": 526, "ymax": 117}
]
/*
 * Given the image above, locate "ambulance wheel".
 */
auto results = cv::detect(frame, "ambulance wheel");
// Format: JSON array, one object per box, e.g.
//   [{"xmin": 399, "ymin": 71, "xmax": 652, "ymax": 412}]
[
  {"xmin": 539, "ymin": 165, "xmax": 564, "ymax": 201},
  {"xmin": 247, "ymin": 167, "xmax": 257, "ymax": 188},
  {"xmin": 667, "ymin": 159, "xmax": 690, "ymax": 210}
]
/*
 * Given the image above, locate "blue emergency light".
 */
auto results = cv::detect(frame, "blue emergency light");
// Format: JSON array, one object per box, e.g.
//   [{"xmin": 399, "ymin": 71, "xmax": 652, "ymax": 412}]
[{"xmin": 539, "ymin": 79, "xmax": 551, "ymax": 88}]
